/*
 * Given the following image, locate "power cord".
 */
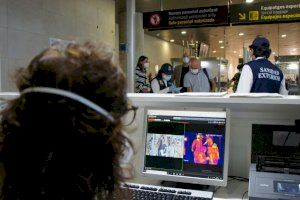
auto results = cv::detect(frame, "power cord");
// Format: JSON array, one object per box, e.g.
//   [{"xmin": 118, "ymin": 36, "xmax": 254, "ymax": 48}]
[
  {"xmin": 228, "ymin": 176, "xmax": 249, "ymax": 182},
  {"xmin": 213, "ymin": 176, "xmax": 249, "ymax": 198},
  {"xmin": 242, "ymin": 190, "xmax": 248, "ymax": 199}
]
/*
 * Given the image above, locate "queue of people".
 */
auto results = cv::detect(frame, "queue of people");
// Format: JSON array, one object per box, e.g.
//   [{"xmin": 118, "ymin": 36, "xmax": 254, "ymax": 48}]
[
  {"xmin": 135, "ymin": 55, "xmax": 216, "ymax": 94},
  {"xmin": 136, "ymin": 36, "xmax": 288, "ymax": 95}
]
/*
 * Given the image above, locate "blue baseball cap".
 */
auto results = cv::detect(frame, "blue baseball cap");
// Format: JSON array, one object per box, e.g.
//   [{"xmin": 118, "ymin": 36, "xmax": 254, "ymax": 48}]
[
  {"xmin": 249, "ymin": 36, "xmax": 270, "ymax": 49},
  {"xmin": 160, "ymin": 63, "xmax": 173, "ymax": 75}
]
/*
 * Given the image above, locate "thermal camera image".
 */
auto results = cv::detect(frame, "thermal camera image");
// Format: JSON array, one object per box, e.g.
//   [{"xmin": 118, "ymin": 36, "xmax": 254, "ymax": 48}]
[{"xmin": 184, "ymin": 132, "xmax": 224, "ymax": 166}]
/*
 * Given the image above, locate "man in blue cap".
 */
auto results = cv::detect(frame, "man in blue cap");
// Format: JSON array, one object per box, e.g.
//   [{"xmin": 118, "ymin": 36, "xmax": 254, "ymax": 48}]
[
  {"xmin": 151, "ymin": 63, "xmax": 181, "ymax": 93},
  {"xmin": 236, "ymin": 36, "xmax": 288, "ymax": 94}
]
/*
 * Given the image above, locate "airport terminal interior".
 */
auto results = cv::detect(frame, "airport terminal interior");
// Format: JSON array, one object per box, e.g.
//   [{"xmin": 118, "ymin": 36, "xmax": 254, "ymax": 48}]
[{"xmin": 0, "ymin": 0, "xmax": 300, "ymax": 200}]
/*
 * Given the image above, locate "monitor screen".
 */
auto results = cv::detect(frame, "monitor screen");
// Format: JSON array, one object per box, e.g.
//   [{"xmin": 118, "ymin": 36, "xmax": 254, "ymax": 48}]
[{"xmin": 142, "ymin": 109, "xmax": 229, "ymax": 186}]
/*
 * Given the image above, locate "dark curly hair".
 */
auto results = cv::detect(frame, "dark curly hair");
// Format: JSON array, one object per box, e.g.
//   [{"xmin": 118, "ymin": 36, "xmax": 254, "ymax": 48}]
[{"xmin": 0, "ymin": 42, "xmax": 133, "ymax": 199}]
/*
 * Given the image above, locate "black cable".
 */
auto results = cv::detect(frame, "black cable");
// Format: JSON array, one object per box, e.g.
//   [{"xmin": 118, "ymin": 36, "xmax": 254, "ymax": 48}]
[
  {"xmin": 213, "ymin": 186, "xmax": 221, "ymax": 193},
  {"xmin": 242, "ymin": 190, "xmax": 248, "ymax": 199},
  {"xmin": 228, "ymin": 176, "xmax": 249, "ymax": 182},
  {"xmin": 213, "ymin": 177, "xmax": 249, "ymax": 198},
  {"xmin": 283, "ymin": 132, "xmax": 291, "ymax": 146}
]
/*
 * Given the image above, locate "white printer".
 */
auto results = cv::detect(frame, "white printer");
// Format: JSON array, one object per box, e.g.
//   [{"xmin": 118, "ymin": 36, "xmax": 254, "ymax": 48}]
[{"xmin": 249, "ymin": 122, "xmax": 300, "ymax": 200}]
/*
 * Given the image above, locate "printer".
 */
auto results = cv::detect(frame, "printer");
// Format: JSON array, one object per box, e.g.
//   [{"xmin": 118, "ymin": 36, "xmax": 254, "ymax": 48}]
[{"xmin": 249, "ymin": 121, "xmax": 300, "ymax": 200}]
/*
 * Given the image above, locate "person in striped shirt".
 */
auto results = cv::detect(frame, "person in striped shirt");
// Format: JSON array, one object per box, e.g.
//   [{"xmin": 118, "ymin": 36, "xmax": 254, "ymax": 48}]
[{"xmin": 135, "ymin": 56, "xmax": 149, "ymax": 93}]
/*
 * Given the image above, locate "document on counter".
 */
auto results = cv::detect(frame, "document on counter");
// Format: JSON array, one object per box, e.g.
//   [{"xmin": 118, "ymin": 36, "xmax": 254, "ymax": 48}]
[
  {"xmin": 229, "ymin": 93, "xmax": 284, "ymax": 98},
  {"xmin": 175, "ymin": 92, "xmax": 227, "ymax": 97}
]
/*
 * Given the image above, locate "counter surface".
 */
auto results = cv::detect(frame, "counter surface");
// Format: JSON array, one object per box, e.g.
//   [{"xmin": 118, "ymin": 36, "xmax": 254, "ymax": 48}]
[{"xmin": 127, "ymin": 93, "xmax": 300, "ymax": 112}]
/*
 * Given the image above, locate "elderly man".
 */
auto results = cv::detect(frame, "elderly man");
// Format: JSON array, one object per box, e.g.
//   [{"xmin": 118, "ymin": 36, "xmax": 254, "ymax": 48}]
[{"xmin": 183, "ymin": 58, "xmax": 216, "ymax": 92}]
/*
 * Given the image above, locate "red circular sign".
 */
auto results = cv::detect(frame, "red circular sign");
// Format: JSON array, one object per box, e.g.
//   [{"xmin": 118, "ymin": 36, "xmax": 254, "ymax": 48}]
[{"xmin": 150, "ymin": 14, "xmax": 161, "ymax": 26}]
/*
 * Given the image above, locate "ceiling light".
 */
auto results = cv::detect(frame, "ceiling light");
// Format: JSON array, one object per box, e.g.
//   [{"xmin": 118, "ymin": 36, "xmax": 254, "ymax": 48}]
[
  {"xmin": 239, "ymin": 33, "xmax": 244, "ymax": 36},
  {"xmin": 233, "ymin": 51, "xmax": 237, "ymax": 53},
  {"xmin": 212, "ymin": 50, "xmax": 216, "ymax": 53},
  {"xmin": 281, "ymin": 34, "xmax": 287, "ymax": 38},
  {"xmin": 220, "ymin": 46, "xmax": 224, "ymax": 49},
  {"xmin": 219, "ymin": 40, "xmax": 223, "ymax": 43},
  {"xmin": 239, "ymin": 54, "xmax": 242, "ymax": 57},
  {"xmin": 170, "ymin": 39, "xmax": 175, "ymax": 42},
  {"xmin": 246, "ymin": 0, "xmax": 254, "ymax": 3},
  {"xmin": 181, "ymin": 31, "xmax": 187, "ymax": 35}
]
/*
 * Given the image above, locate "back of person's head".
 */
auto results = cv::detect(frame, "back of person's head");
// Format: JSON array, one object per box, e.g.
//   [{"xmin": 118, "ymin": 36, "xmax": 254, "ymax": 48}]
[
  {"xmin": 249, "ymin": 36, "xmax": 271, "ymax": 59},
  {"xmin": 0, "ymin": 42, "xmax": 132, "ymax": 200},
  {"xmin": 237, "ymin": 64, "xmax": 244, "ymax": 71}
]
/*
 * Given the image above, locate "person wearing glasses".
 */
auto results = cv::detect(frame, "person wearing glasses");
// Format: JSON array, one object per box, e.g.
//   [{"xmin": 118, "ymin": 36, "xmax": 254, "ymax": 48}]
[
  {"xmin": 236, "ymin": 36, "xmax": 288, "ymax": 94},
  {"xmin": 0, "ymin": 42, "xmax": 134, "ymax": 199}
]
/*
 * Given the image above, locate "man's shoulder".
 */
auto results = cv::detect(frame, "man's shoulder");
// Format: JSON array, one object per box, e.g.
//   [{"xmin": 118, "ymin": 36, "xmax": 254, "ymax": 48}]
[{"xmin": 184, "ymin": 71, "xmax": 193, "ymax": 78}]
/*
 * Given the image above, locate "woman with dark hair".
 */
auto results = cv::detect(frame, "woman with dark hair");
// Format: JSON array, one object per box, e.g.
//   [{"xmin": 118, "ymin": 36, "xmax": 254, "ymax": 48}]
[
  {"xmin": 150, "ymin": 63, "xmax": 180, "ymax": 93},
  {"xmin": 135, "ymin": 56, "xmax": 149, "ymax": 93},
  {"xmin": 236, "ymin": 36, "xmax": 288, "ymax": 94},
  {"xmin": 0, "ymin": 42, "xmax": 134, "ymax": 200}
]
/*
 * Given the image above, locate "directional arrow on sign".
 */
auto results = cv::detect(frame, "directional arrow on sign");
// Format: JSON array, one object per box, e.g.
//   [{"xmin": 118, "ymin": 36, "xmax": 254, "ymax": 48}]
[{"xmin": 238, "ymin": 13, "xmax": 246, "ymax": 20}]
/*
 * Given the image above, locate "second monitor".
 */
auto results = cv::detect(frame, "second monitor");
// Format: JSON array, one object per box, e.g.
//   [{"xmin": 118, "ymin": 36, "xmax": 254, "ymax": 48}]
[{"xmin": 142, "ymin": 109, "xmax": 230, "ymax": 187}]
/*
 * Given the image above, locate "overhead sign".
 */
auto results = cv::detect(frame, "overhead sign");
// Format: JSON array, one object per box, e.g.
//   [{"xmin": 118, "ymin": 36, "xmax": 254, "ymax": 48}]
[
  {"xmin": 230, "ymin": 1, "xmax": 300, "ymax": 24},
  {"xmin": 143, "ymin": 6, "xmax": 228, "ymax": 30}
]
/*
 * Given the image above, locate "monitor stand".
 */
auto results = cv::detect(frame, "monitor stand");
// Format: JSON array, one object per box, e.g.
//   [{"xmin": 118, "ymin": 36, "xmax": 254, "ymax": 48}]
[{"xmin": 160, "ymin": 181, "xmax": 216, "ymax": 192}]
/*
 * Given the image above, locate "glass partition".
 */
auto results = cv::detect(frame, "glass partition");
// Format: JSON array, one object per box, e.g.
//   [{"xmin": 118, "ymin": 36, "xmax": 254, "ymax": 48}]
[{"xmin": 117, "ymin": 0, "xmax": 300, "ymax": 95}]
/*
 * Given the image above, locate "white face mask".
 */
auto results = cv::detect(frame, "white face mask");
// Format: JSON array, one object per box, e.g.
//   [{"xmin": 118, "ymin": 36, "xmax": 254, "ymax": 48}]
[
  {"xmin": 143, "ymin": 62, "xmax": 149, "ymax": 69},
  {"xmin": 190, "ymin": 69, "xmax": 199, "ymax": 74},
  {"xmin": 183, "ymin": 57, "xmax": 190, "ymax": 64},
  {"xmin": 163, "ymin": 75, "xmax": 172, "ymax": 81}
]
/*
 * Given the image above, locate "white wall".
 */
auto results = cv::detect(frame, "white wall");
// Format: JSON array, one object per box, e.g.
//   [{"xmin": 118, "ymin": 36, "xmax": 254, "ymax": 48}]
[
  {"xmin": 0, "ymin": 0, "xmax": 116, "ymax": 91},
  {"xmin": 144, "ymin": 34, "xmax": 184, "ymax": 76}
]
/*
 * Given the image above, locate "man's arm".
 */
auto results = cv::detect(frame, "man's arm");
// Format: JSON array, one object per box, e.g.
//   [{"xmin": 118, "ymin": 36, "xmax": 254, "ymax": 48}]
[
  {"xmin": 183, "ymin": 73, "xmax": 192, "ymax": 92},
  {"xmin": 210, "ymin": 78, "xmax": 216, "ymax": 92},
  {"xmin": 236, "ymin": 64, "xmax": 253, "ymax": 93},
  {"xmin": 279, "ymin": 76, "xmax": 289, "ymax": 95},
  {"xmin": 206, "ymin": 68, "xmax": 216, "ymax": 92}
]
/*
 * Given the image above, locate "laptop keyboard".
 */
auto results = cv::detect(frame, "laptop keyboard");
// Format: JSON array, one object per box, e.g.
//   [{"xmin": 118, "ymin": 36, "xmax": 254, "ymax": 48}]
[{"xmin": 113, "ymin": 182, "xmax": 213, "ymax": 200}]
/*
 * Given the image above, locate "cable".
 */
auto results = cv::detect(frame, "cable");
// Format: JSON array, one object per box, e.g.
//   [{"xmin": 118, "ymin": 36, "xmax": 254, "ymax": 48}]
[
  {"xmin": 213, "ymin": 186, "xmax": 221, "ymax": 193},
  {"xmin": 228, "ymin": 176, "xmax": 249, "ymax": 182},
  {"xmin": 283, "ymin": 132, "xmax": 291, "ymax": 146},
  {"xmin": 242, "ymin": 190, "xmax": 248, "ymax": 199}
]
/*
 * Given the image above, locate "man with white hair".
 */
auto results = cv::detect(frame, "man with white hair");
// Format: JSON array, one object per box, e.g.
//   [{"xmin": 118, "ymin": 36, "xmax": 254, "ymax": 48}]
[{"xmin": 184, "ymin": 58, "xmax": 216, "ymax": 92}]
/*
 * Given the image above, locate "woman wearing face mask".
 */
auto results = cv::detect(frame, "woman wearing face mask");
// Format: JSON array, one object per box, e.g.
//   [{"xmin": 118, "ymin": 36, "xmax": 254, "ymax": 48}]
[
  {"xmin": 135, "ymin": 56, "xmax": 150, "ymax": 93},
  {"xmin": 150, "ymin": 63, "xmax": 180, "ymax": 93}
]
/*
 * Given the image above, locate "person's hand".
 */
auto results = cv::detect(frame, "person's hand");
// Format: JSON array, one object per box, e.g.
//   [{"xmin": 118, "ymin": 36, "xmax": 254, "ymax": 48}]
[
  {"xmin": 169, "ymin": 84, "xmax": 176, "ymax": 91},
  {"xmin": 172, "ymin": 87, "xmax": 181, "ymax": 94}
]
